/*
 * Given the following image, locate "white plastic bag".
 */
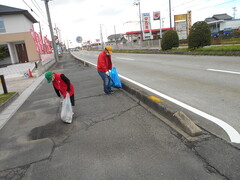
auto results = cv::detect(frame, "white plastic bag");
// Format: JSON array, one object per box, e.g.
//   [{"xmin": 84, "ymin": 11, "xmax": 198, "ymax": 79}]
[{"xmin": 61, "ymin": 93, "xmax": 73, "ymax": 123}]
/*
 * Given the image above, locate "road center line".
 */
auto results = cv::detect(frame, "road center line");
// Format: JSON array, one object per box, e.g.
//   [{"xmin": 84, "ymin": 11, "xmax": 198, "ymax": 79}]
[
  {"xmin": 119, "ymin": 74, "xmax": 240, "ymax": 144},
  {"xmin": 208, "ymin": 68, "xmax": 240, "ymax": 75},
  {"xmin": 116, "ymin": 57, "xmax": 135, "ymax": 61}
]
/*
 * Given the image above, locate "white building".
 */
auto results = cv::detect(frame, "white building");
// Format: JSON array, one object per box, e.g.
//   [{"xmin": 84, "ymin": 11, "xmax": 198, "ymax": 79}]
[
  {"xmin": 0, "ymin": 5, "xmax": 40, "ymax": 64},
  {"xmin": 205, "ymin": 13, "xmax": 240, "ymax": 36}
]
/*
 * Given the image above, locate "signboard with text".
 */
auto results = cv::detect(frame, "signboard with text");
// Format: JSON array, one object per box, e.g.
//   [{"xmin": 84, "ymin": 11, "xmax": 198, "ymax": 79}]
[
  {"xmin": 174, "ymin": 11, "xmax": 192, "ymax": 40},
  {"xmin": 142, "ymin": 13, "xmax": 152, "ymax": 40},
  {"xmin": 153, "ymin": 11, "xmax": 160, "ymax": 20},
  {"xmin": 175, "ymin": 21, "xmax": 187, "ymax": 39}
]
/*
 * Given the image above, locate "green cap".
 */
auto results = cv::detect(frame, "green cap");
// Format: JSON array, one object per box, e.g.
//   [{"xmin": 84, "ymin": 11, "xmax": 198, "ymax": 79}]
[{"xmin": 45, "ymin": 72, "xmax": 53, "ymax": 83}]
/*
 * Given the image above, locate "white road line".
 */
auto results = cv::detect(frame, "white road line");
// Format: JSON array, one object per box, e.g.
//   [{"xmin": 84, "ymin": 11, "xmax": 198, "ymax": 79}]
[
  {"xmin": 116, "ymin": 57, "xmax": 135, "ymax": 61},
  {"xmin": 208, "ymin": 69, "xmax": 240, "ymax": 75},
  {"xmin": 72, "ymin": 53, "xmax": 97, "ymax": 67},
  {"xmin": 119, "ymin": 74, "xmax": 240, "ymax": 144},
  {"xmin": 72, "ymin": 53, "xmax": 240, "ymax": 143}
]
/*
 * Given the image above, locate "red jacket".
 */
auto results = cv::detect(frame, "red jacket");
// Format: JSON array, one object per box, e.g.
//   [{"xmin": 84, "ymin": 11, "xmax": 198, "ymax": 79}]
[
  {"xmin": 97, "ymin": 51, "xmax": 112, "ymax": 72},
  {"xmin": 52, "ymin": 73, "xmax": 74, "ymax": 98}
]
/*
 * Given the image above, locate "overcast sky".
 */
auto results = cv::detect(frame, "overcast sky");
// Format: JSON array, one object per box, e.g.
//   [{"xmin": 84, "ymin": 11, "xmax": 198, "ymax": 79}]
[{"xmin": 1, "ymin": 0, "xmax": 239, "ymax": 47}]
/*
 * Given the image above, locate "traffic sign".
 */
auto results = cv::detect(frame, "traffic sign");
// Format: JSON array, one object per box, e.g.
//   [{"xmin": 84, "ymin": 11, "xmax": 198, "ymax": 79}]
[{"xmin": 76, "ymin": 36, "xmax": 82, "ymax": 43}]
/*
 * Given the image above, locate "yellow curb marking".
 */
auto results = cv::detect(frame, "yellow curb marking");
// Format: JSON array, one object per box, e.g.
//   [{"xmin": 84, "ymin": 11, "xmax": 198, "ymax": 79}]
[{"xmin": 148, "ymin": 96, "xmax": 164, "ymax": 103}]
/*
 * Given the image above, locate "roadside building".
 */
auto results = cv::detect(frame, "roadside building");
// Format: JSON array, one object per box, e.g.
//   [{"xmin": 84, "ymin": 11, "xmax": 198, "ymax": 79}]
[
  {"xmin": 105, "ymin": 34, "xmax": 127, "ymax": 46},
  {"xmin": 125, "ymin": 28, "xmax": 171, "ymax": 42},
  {"xmin": 205, "ymin": 13, "xmax": 240, "ymax": 37},
  {"xmin": 0, "ymin": 5, "xmax": 40, "ymax": 65}
]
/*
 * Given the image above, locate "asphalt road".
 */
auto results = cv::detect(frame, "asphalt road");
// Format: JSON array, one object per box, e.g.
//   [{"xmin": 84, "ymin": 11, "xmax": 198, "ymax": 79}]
[
  {"xmin": 0, "ymin": 54, "xmax": 239, "ymax": 179},
  {"xmin": 71, "ymin": 50, "xmax": 240, "ymax": 143}
]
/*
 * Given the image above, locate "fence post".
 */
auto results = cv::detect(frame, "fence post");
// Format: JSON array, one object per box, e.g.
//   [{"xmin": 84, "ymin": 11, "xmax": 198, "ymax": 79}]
[{"xmin": 0, "ymin": 75, "xmax": 8, "ymax": 94}]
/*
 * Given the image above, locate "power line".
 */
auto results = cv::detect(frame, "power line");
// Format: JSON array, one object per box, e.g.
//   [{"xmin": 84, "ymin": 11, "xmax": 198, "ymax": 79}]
[
  {"xmin": 22, "ymin": 0, "xmax": 49, "ymax": 26},
  {"xmin": 22, "ymin": 0, "xmax": 33, "ymax": 11},
  {"xmin": 30, "ymin": 0, "xmax": 48, "ymax": 22},
  {"xmin": 172, "ymin": 0, "xmax": 197, "ymax": 9},
  {"xmin": 171, "ymin": 0, "xmax": 237, "ymax": 12},
  {"xmin": 30, "ymin": 0, "xmax": 49, "ymax": 25},
  {"xmin": 195, "ymin": 0, "xmax": 237, "ymax": 11},
  {"xmin": 211, "ymin": 0, "xmax": 236, "ymax": 8},
  {"xmin": 32, "ymin": 0, "xmax": 46, "ymax": 16},
  {"xmin": 158, "ymin": 0, "xmax": 237, "ymax": 27}
]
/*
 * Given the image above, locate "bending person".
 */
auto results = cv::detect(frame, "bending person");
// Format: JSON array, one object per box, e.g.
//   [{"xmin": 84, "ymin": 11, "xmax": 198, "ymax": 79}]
[{"xmin": 45, "ymin": 71, "xmax": 75, "ymax": 106}]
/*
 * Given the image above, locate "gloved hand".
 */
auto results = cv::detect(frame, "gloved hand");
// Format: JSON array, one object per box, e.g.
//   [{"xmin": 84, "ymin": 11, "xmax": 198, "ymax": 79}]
[{"xmin": 105, "ymin": 71, "xmax": 109, "ymax": 76}]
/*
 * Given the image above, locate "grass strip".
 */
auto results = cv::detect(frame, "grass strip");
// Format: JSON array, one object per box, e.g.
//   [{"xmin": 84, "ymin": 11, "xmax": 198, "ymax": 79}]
[
  {"xmin": 90, "ymin": 44, "xmax": 240, "ymax": 56},
  {"xmin": 196, "ymin": 45, "xmax": 240, "ymax": 51},
  {"xmin": 0, "ymin": 92, "xmax": 16, "ymax": 104}
]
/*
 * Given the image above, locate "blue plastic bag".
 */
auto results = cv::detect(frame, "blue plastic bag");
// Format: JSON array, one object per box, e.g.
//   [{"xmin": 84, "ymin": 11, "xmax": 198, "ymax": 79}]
[{"xmin": 109, "ymin": 67, "xmax": 122, "ymax": 88}]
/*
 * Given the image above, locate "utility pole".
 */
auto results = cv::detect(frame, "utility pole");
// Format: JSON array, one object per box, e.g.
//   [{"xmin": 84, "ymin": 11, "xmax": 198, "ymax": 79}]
[
  {"xmin": 54, "ymin": 24, "xmax": 60, "ymax": 42},
  {"xmin": 55, "ymin": 24, "xmax": 63, "ymax": 55},
  {"xmin": 66, "ymin": 40, "xmax": 70, "ymax": 50},
  {"xmin": 114, "ymin": 25, "xmax": 117, "ymax": 47},
  {"xmin": 233, "ymin": 7, "xmax": 236, "ymax": 19},
  {"xmin": 169, "ymin": 0, "xmax": 172, "ymax": 29},
  {"xmin": 159, "ymin": 12, "xmax": 162, "ymax": 50},
  {"xmin": 134, "ymin": 0, "xmax": 143, "ymax": 42},
  {"xmin": 100, "ymin": 24, "xmax": 104, "ymax": 50},
  {"xmin": 42, "ymin": 0, "xmax": 59, "ymax": 62}
]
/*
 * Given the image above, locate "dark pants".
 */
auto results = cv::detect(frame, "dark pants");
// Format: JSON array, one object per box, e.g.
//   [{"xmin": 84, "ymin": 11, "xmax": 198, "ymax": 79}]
[
  {"xmin": 70, "ymin": 94, "xmax": 75, "ymax": 106},
  {"xmin": 98, "ymin": 71, "xmax": 111, "ymax": 94}
]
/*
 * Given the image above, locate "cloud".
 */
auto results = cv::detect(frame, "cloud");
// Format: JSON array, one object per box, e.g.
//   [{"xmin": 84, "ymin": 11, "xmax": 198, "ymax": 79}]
[
  {"xmin": 51, "ymin": 0, "xmax": 87, "ymax": 6},
  {"xmin": 98, "ymin": 8, "xmax": 123, "ymax": 17},
  {"xmin": 74, "ymin": 17, "xmax": 87, "ymax": 23}
]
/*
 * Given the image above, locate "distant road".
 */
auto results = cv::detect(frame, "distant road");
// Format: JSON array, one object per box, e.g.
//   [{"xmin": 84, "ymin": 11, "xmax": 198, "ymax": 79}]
[{"xmin": 72, "ymin": 51, "xmax": 240, "ymax": 143}]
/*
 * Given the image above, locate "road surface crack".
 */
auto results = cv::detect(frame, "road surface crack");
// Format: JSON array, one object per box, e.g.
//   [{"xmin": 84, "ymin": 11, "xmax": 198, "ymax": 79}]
[{"xmin": 84, "ymin": 104, "xmax": 139, "ymax": 129}]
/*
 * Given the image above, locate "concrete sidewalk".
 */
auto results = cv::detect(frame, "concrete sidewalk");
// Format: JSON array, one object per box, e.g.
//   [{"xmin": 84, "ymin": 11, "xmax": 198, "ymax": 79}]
[
  {"xmin": 0, "ymin": 61, "xmax": 36, "ymax": 79},
  {"xmin": 0, "ymin": 53, "xmax": 239, "ymax": 180},
  {"xmin": 0, "ymin": 57, "xmax": 55, "ymax": 128},
  {"xmin": 0, "ymin": 62, "xmax": 43, "ymax": 129}
]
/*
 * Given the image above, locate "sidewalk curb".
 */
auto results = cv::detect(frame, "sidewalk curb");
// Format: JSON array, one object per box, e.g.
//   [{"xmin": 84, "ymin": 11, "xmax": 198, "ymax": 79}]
[
  {"xmin": 0, "ymin": 92, "xmax": 19, "ymax": 113},
  {"xmin": 121, "ymin": 79, "xmax": 203, "ymax": 141}
]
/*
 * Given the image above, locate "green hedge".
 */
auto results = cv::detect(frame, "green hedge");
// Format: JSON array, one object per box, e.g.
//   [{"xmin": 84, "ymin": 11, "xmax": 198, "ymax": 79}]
[
  {"xmin": 188, "ymin": 21, "xmax": 211, "ymax": 49},
  {"xmin": 161, "ymin": 29, "xmax": 179, "ymax": 50}
]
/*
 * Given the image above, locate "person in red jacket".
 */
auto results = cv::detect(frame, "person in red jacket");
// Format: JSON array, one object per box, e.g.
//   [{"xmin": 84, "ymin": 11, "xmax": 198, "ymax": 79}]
[
  {"xmin": 45, "ymin": 72, "xmax": 75, "ymax": 106},
  {"xmin": 97, "ymin": 46, "xmax": 113, "ymax": 94}
]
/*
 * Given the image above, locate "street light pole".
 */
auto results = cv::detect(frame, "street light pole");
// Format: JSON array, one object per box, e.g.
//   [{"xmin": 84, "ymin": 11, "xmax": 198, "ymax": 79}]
[
  {"xmin": 100, "ymin": 24, "xmax": 104, "ymax": 50},
  {"xmin": 159, "ymin": 12, "xmax": 162, "ymax": 50},
  {"xmin": 114, "ymin": 25, "xmax": 118, "ymax": 49},
  {"xmin": 169, "ymin": 0, "xmax": 172, "ymax": 29},
  {"xmin": 134, "ymin": 0, "xmax": 143, "ymax": 42},
  {"xmin": 138, "ymin": 1, "xmax": 143, "ymax": 41},
  {"xmin": 42, "ymin": 0, "xmax": 59, "ymax": 62}
]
